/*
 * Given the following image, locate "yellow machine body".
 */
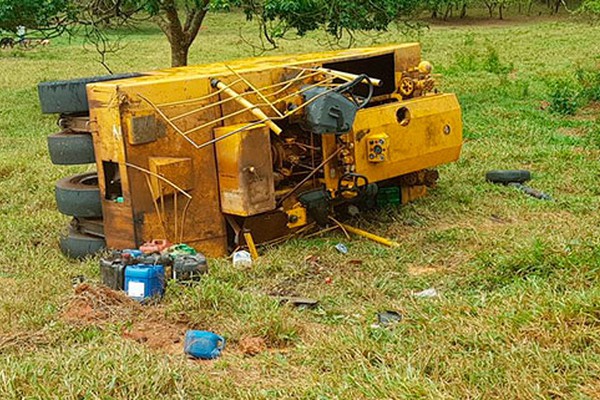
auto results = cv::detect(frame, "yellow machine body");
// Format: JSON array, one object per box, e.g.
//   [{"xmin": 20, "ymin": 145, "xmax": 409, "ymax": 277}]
[{"xmin": 87, "ymin": 43, "xmax": 462, "ymax": 256}]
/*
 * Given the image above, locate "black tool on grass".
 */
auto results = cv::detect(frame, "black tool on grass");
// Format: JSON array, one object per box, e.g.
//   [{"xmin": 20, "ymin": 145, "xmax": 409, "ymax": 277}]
[{"xmin": 486, "ymin": 170, "xmax": 552, "ymax": 201}]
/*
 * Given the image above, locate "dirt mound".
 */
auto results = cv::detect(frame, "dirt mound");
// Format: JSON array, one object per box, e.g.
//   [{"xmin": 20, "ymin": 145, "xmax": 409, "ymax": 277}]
[
  {"xmin": 61, "ymin": 284, "xmax": 186, "ymax": 354},
  {"xmin": 61, "ymin": 283, "xmax": 142, "ymax": 325}
]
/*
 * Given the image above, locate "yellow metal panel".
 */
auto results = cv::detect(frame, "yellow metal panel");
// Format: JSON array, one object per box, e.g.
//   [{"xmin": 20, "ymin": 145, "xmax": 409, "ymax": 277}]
[
  {"xmin": 215, "ymin": 123, "xmax": 275, "ymax": 216},
  {"xmin": 88, "ymin": 76, "xmax": 228, "ymax": 256},
  {"xmin": 149, "ymin": 157, "xmax": 194, "ymax": 198},
  {"xmin": 352, "ymin": 94, "xmax": 463, "ymax": 184}
]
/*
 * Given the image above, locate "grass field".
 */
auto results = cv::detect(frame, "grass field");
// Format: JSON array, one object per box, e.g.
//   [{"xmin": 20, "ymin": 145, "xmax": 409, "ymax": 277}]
[{"xmin": 1, "ymin": 11, "xmax": 600, "ymax": 399}]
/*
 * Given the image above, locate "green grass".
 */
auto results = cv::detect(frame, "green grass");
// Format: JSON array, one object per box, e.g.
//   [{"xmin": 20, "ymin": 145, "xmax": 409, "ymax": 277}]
[{"xmin": 1, "ymin": 12, "xmax": 600, "ymax": 399}]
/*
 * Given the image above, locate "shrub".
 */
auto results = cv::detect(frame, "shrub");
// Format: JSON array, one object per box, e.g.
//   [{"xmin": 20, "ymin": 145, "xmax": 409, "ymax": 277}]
[{"xmin": 547, "ymin": 78, "xmax": 580, "ymax": 115}]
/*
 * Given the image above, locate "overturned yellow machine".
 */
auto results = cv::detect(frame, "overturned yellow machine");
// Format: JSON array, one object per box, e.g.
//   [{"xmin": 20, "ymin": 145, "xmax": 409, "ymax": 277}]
[{"xmin": 87, "ymin": 44, "xmax": 462, "ymax": 256}]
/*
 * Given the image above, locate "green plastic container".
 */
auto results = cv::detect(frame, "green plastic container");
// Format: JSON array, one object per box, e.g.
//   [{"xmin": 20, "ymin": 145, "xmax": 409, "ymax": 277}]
[{"xmin": 377, "ymin": 186, "xmax": 401, "ymax": 207}]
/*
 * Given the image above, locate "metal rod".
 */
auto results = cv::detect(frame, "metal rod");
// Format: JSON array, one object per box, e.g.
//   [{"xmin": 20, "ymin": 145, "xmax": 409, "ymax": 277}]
[
  {"xmin": 243, "ymin": 231, "xmax": 260, "ymax": 261},
  {"xmin": 194, "ymin": 120, "xmax": 268, "ymax": 150},
  {"xmin": 126, "ymin": 162, "xmax": 193, "ymax": 199},
  {"xmin": 144, "ymin": 175, "xmax": 168, "ymax": 239},
  {"xmin": 212, "ymin": 79, "xmax": 283, "ymax": 135},
  {"xmin": 225, "ymin": 65, "xmax": 284, "ymax": 118},
  {"xmin": 186, "ymin": 74, "xmax": 337, "ymax": 136},
  {"xmin": 317, "ymin": 67, "xmax": 383, "ymax": 87},
  {"xmin": 339, "ymin": 223, "xmax": 399, "ymax": 247},
  {"xmin": 156, "ymin": 78, "xmax": 245, "ymax": 107},
  {"xmin": 137, "ymin": 93, "xmax": 201, "ymax": 149},
  {"xmin": 277, "ymin": 146, "xmax": 344, "ymax": 206}
]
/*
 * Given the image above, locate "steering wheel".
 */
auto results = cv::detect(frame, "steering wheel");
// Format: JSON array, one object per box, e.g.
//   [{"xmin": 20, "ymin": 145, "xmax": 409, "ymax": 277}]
[{"xmin": 334, "ymin": 74, "xmax": 374, "ymax": 110}]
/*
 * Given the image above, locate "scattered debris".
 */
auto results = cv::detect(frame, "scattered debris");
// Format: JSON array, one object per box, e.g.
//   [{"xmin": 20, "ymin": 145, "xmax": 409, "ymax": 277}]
[
  {"xmin": 140, "ymin": 239, "xmax": 172, "ymax": 254},
  {"xmin": 324, "ymin": 277, "xmax": 333, "ymax": 285},
  {"xmin": 233, "ymin": 250, "xmax": 253, "ymax": 267},
  {"xmin": 507, "ymin": 182, "xmax": 552, "ymax": 201},
  {"xmin": 335, "ymin": 243, "xmax": 349, "ymax": 254},
  {"xmin": 413, "ymin": 288, "xmax": 439, "ymax": 298},
  {"xmin": 348, "ymin": 259, "xmax": 363, "ymax": 266},
  {"xmin": 71, "ymin": 275, "xmax": 86, "ymax": 287},
  {"xmin": 486, "ymin": 169, "xmax": 552, "ymax": 201},
  {"xmin": 184, "ymin": 330, "xmax": 226, "ymax": 360},
  {"xmin": 239, "ymin": 336, "xmax": 267, "ymax": 356},
  {"xmin": 165, "ymin": 244, "xmax": 197, "ymax": 257},
  {"xmin": 278, "ymin": 296, "xmax": 319, "ymax": 309},
  {"xmin": 173, "ymin": 253, "xmax": 208, "ymax": 282},
  {"xmin": 373, "ymin": 310, "xmax": 403, "ymax": 328},
  {"xmin": 124, "ymin": 264, "xmax": 165, "ymax": 302}
]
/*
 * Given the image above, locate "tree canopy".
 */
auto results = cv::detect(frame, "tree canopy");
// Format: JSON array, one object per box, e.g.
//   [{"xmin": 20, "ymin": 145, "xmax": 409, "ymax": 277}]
[{"xmin": 0, "ymin": 0, "xmax": 423, "ymax": 67}]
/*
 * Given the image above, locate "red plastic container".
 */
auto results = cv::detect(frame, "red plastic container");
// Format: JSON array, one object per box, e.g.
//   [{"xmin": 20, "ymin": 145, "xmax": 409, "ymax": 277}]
[{"xmin": 140, "ymin": 239, "xmax": 171, "ymax": 254}]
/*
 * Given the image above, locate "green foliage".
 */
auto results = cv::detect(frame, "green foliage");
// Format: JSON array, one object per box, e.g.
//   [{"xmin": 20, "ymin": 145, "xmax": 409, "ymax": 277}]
[
  {"xmin": 579, "ymin": 0, "xmax": 600, "ymax": 20},
  {"xmin": 0, "ymin": 0, "xmax": 73, "ymax": 33},
  {"xmin": 214, "ymin": 0, "xmax": 420, "ymax": 42},
  {"xmin": 547, "ymin": 79, "xmax": 580, "ymax": 115},
  {"xmin": 483, "ymin": 45, "xmax": 513, "ymax": 75},
  {"xmin": 576, "ymin": 67, "xmax": 600, "ymax": 102},
  {"xmin": 451, "ymin": 35, "xmax": 513, "ymax": 76},
  {"xmin": 546, "ymin": 68, "xmax": 600, "ymax": 115}
]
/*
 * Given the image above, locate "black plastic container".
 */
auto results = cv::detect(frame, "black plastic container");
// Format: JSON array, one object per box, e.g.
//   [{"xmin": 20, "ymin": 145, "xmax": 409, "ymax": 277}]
[
  {"xmin": 100, "ymin": 258, "xmax": 126, "ymax": 290},
  {"xmin": 173, "ymin": 254, "xmax": 208, "ymax": 282}
]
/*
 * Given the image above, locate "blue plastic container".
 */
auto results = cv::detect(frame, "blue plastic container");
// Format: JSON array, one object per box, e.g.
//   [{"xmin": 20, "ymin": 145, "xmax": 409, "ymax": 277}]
[
  {"xmin": 124, "ymin": 264, "xmax": 165, "ymax": 301},
  {"xmin": 184, "ymin": 330, "xmax": 225, "ymax": 360}
]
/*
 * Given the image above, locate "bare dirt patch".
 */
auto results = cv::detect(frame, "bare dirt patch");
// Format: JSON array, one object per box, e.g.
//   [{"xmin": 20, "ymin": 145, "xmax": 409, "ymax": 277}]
[
  {"xmin": 558, "ymin": 126, "xmax": 588, "ymax": 137},
  {"xmin": 573, "ymin": 101, "xmax": 600, "ymax": 121},
  {"xmin": 122, "ymin": 318, "xmax": 186, "ymax": 354},
  {"xmin": 61, "ymin": 283, "xmax": 142, "ymax": 324},
  {"xmin": 238, "ymin": 336, "xmax": 267, "ymax": 356},
  {"xmin": 407, "ymin": 264, "xmax": 447, "ymax": 276}
]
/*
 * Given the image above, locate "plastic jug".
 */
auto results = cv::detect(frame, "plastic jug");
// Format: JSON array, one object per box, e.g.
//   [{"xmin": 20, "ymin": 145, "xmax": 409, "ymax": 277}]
[
  {"xmin": 124, "ymin": 264, "xmax": 165, "ymax": 301},
  {"xmin": 173, "ymin": 253, "xmax": 208, "ymax": 282},
  {"xmin": 232, "ymin": 250, "xmax": 252, "ymax": 267},
  {"xmin": 184, "ymin": 330, "xmax": 225, "ymax": 360}
]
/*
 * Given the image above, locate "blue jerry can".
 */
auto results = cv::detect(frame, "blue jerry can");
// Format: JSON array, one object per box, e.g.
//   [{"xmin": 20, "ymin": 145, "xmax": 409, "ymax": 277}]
[{"xmin": 124, "ymin": 264, "xmax": 165, "ymax": 301}]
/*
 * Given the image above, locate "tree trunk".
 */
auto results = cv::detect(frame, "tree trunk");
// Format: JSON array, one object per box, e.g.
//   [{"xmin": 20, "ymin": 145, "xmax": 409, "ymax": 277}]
[
  {"xmin": 499, "ymin": 4, "xmax": 504, "ymax": 19},
  {"xmin": 460, "ymin": 3, "xmax": 467, "ymax": 18},
  {"xmin": 444, "ymin": 4, "xmax": 452, "ymax": 20},
  {"xmin": 171, "ymin": 41, "xmax": 190, "ymax": 67},
  {"xmin": 155, "ymin": 0, "xmax": 209, "ymax": 67},
  {"xmin": 553, "ymin": 0, "xmax": 561, "ymax": 14}
]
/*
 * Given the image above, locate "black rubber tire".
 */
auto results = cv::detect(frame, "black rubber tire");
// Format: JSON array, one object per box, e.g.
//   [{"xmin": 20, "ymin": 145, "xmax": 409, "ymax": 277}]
[
  {"xmin": 55, "ymin": 172, "xmax": 103, "ymax": 218},
  {"xmin": 38, "ymin": 73, "xmax": 141, "ymax": 114},
  {"xmin": 485, "ymin": 170, "xmax": 531, "ymax": 184},
  {"xmin": 59, "ymin": 227, "xmax": 106, "ymax": 259},
  {"xmin": 47, "ymin": 132, "xmax": 95, "ymax": 165}
]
